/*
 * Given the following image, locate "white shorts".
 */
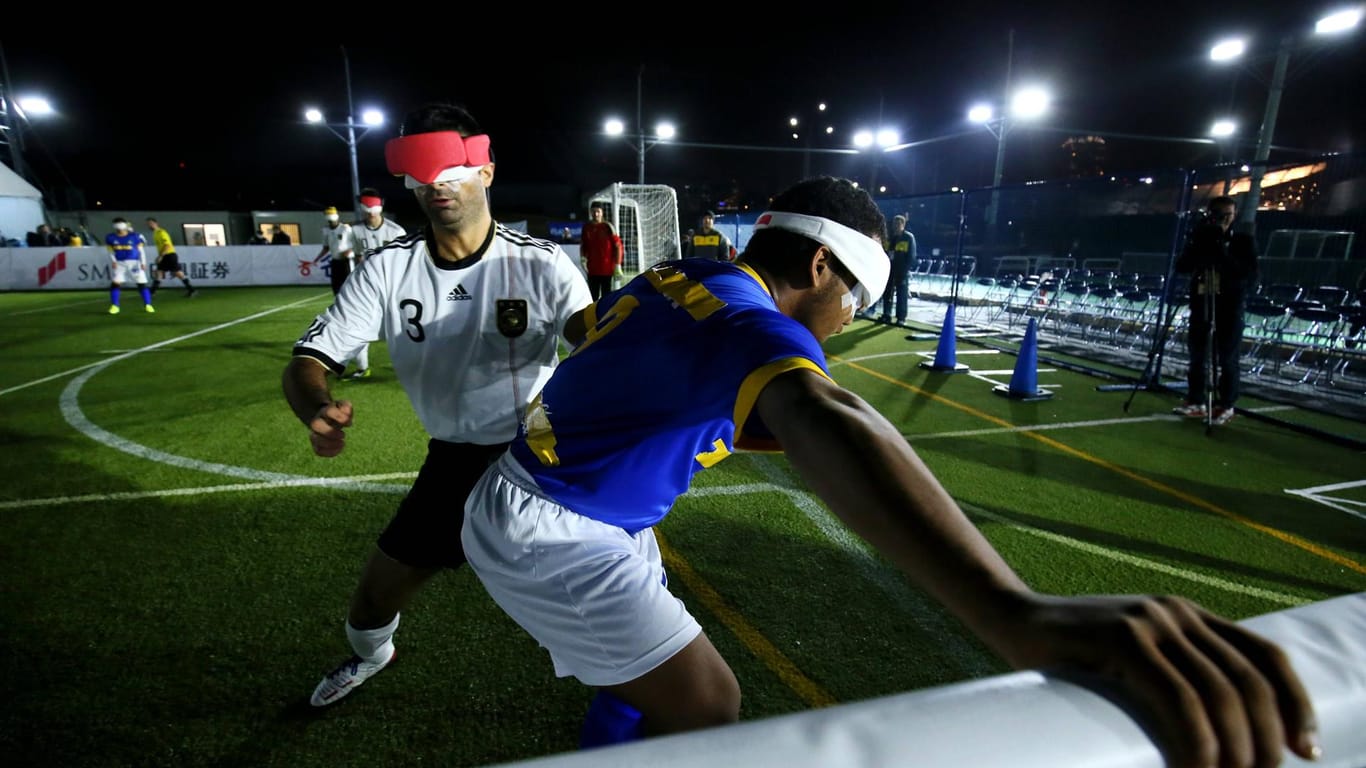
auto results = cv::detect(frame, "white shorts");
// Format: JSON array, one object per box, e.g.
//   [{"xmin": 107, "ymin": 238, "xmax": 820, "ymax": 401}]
[
  {"xmin": 462, "ymin": 452, "xmax": 702, "ymax": 687},
  {"xmin": 112, "ymin": 260, "xmax": 148, "ymax": 285}
]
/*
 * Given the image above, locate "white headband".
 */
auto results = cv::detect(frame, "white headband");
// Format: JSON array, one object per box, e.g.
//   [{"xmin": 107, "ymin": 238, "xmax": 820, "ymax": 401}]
[
  {"xmin": 403, "ymin": 164, "xmax": 482, "ymax": 189},
  {"xmin": 752, "ymin": 211, "xmax": 889, "ymax": 310}
]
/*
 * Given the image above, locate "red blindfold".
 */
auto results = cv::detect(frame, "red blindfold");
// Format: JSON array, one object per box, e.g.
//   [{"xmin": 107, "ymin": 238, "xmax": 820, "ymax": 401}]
[{"xmin": 385, "ymin": 132, "xmax": 492, "ymax": 185}]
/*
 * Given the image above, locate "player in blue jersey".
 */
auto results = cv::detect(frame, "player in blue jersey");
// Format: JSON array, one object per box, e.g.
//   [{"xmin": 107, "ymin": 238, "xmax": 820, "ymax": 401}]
[
  {"xmin": 104, "ymin": 217, "xmax": 154, "ymax": 314},
  {"xmin": 462, "ymin": 176, "xmax": 1318, "ymax": 768}
]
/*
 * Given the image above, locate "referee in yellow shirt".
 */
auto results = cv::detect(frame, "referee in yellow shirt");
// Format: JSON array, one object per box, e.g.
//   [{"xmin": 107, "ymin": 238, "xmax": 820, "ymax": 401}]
[{"xmin": 146, "ymin": 218, "xmax": 198, "ymax": 297}]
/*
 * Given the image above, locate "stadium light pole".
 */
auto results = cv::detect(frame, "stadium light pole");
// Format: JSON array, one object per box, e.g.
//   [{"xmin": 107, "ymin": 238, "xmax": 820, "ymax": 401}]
[
  {"xmin": 969, "ymin": 85, "xmax": 1050, "ymax": 229},
  {"xmin": 850, "ymin": 126, "xmax": 902, "ymax": 194},
  {"xmin": 0, "ymin": 91, "xmax": 51, "ymax": 187},
  {"xmin": 1208, "ymin": 7, "xmax": 1361, "ymax": 231},
  {"xmin": 0, "ymin": 41, "xmax": 54, "ymax": 188},
  {"xmin": 603, "ymin": 117, "xmax": 676, "ymax": 184},
  {"xmin": 304, "ymin": 46, "xmax": 385, "ymax": 219},
  {"xmin": 1209, "ymin": 117, "xmax": 1238, "ymax": 164},
  {"xmin": 603, "ymin": 65, "xmax": 677, "ymax": 184}
]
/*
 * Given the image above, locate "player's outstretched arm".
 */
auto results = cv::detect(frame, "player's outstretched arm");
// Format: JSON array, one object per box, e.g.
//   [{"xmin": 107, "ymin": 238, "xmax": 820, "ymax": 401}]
[
  {"xmin": 562, "ymin": 307, "xmax": 590, "ymax": 348},
  {"xmin": 755, "ymin": 368, "xmax": 1319, "ymax": 768},
  {"xmin": 282, "ymin": 357, "xmax": 353, "ymax": 458}
]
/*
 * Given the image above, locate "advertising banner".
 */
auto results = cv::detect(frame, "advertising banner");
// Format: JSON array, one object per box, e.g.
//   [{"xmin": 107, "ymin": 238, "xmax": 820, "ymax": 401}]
[{"xmin": 2, "ymin": 245, "xmax": 334, "ymax": 291}]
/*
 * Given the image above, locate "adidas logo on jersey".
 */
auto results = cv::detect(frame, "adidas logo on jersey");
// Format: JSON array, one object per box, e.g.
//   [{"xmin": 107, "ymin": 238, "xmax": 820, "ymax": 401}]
[{"xmin": 446, "ymin": 285, "xmax": 472, "ymax": 301}]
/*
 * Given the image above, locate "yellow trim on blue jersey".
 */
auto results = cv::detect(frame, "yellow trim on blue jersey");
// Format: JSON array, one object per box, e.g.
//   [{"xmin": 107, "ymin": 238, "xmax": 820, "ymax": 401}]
[
  {"xmin": 572, "ymin": 294, "xmax": 640, "ymax": 358},
  {"xmin": 733, "ymin": 358, "xmax": 832, "ymax": 452},
  {"xmin": 523, "ymin": 393, "xmax": 560, "ymax": 466},
  {"xmin": 734, "ymin": 263, "xmax": 773, "ymax": 298},
  {"xmin": 645, "ymin": 264, "xmax": 726, "ymax": 320},
  {"xmin": 581, "ymin": 301, "xmax": 599, "ymax": 332},
  {"xmin": 694, "ymin": 438, "xmax": 732, "ymax": 468}
]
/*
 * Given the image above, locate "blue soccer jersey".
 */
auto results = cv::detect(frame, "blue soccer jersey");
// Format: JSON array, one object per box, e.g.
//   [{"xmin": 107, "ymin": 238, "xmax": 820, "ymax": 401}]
[
  {"xmin": 105, "ymin": 231, "xmax": 146, "ymax": 261},
  {"xmin": 508, "ymin": 258, "xmax": 832, "ymax": 533}
]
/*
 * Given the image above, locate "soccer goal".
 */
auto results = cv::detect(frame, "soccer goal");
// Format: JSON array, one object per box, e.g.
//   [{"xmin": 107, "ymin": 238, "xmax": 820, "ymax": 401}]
[{"xmin": 589, "ymin": 183, "xmax": 681, "ymax": 275}]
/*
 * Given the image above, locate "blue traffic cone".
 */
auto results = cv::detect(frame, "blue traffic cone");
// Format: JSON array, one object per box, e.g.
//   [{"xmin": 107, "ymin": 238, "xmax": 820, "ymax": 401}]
[
  {"xmin": 920, "ymin": 304, "xmax": 969, "ymax": 372},
  {"xmin": 994, "ymin": 317, "xmax": 1053, "ymax": 400}
]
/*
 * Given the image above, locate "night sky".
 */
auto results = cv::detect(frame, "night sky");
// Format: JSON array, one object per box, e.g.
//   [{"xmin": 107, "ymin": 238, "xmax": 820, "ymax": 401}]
[{"xmin": 3, "ymin": 1, "xmax": 1362, "ymax": 229}]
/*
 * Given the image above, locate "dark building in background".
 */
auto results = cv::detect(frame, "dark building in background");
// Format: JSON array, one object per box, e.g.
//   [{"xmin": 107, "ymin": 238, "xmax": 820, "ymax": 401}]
[{"xmin": 1062, "ymin": 135, "xmax": 1108, "ymax": 179}]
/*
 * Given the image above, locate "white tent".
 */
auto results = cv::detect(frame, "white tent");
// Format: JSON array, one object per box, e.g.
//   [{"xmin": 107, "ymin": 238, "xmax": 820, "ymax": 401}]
[{"xmin": 0, "ymin": 160, "xmax": 45, "ymax": 245}]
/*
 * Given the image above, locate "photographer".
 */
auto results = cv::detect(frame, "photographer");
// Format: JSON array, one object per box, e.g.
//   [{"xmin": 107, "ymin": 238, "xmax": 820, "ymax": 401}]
[{"xmin": 1172, "ymin": 196, "xmax": 1259, "ymax": 425}]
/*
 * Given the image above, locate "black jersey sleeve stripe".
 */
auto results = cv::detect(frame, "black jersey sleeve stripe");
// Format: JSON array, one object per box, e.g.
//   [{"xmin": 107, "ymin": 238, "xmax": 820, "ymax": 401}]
[
  {"xmin": 495, "ymin": 223, "xmax": 557, "ymax": 254},
  {"xmin": 291, "ymin": 347, "xmax": 346, "ymax": 377},
  {"xmin": 368, "ymin": 230, "xmax": 422, "ymax": 258}
]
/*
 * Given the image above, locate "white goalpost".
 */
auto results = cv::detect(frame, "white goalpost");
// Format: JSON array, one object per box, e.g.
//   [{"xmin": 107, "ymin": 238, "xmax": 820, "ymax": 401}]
[{"xmin": 589, "ymin": 183, "xmax": 681, "ymax": 275}]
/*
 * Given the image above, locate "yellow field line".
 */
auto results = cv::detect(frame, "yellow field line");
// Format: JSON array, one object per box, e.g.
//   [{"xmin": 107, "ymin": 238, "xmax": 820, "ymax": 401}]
[
  {"xmin": 836, "ymin": 356, "xmax": 1366, "ymax": 576},
  {"xmin": 656, "ymin": 528, "xmax": 838, "ymax": 709}
]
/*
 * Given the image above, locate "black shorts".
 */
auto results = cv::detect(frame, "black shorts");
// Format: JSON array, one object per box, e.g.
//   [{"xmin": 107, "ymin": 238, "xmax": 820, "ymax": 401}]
[
  {"xmin": 376, "ymin": 439, "xmax": 510, "ymax": 569},
  {"xmin": 157, "ymin": 253, "xmax": 182, "ymax": 273},
  {"xmin": 329, "ymin": 257, "xmax": 353, "ymax": 294}
]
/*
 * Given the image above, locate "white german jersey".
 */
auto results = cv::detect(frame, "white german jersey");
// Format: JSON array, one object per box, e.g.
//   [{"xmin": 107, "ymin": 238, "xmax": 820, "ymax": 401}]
[
  {"xmin": 354, "ymin": 218, "xmax": 407, "ymax": 257},
  {"xmin": 321, "ymin": 222, "xmax": 357, "ymax": 260},
  {"xmin": 292, "ymin": 223, "xmax": 592, "ymax": 444}
]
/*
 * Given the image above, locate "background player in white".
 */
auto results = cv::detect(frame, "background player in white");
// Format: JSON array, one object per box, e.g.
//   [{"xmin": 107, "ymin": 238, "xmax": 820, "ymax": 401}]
[
  {"xmin": 345, "ymin": 188, "xmax": 408, "ymax": 379},
  {"xmin": 104, "ymin": 217, "xmax": 154, "ymax": 314},
  {"xmin": 282, "ymin": 101, "xmax": 592, "ymax": 708},
  {"xmin": 313, "ymin": 205, "xmax": 361, "ymax": 376},
  {"xmin": 314, "ymin": 205, "xmax": 357, "ymax": 297}
]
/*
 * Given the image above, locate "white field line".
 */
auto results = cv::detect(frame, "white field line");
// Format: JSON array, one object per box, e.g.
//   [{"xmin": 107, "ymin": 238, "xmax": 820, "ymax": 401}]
[
  {"xmin": 4, "ymin": 298, "xmax": 106, "ymax": 317},
  {"xmin": 725, "ymin": 456, "xmax": 1308, "ymax": 608},
  {"xmin": 913, "ymin": 413, "xmax": 1182, "ymax": 440},
  {"xmin": 1, "ymin": 293, "xmax": 330, "ymax": 398},
  {"xmin": 5, "ymin": 318, "xmax": 1318, "ymax": 622},
  {"xmin": 1, "ymin": 461, "xmax": 1309, "ymax": 610},
  {"xmin": 51, "ymin": 295, "xmax": 410, "ymax": 493},
  {"xmin": 908, "ymin": 406, "xmax": 1299, "ymax": 441},
  {"xmin": 1290, "ymin": 479, "xmax": 1366, "ymax": 494},
  {"xmin": 0, "ymin": 473, "xmax": 417, "ymax": 510},
  {"xmin": 59, "ymin": 362, "xmax": 402, "ymax": 492},
  {"xmin": 740, "ymin": 456, "xmax": 997, "ymax": 678},
  {"xmin": 1284, "ymin": 487, "xmax": 1366, "ymax": 522},
  {"xmin": 961, "ymin": 504, "xmax": 1307, "ymax": 607}
]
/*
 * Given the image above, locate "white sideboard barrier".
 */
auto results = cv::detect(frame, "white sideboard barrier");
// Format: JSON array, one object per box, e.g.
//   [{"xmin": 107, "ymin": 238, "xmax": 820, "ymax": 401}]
[{"xmin": 492, "ymin": 592, "xmax": 1366, "ymax": 768}]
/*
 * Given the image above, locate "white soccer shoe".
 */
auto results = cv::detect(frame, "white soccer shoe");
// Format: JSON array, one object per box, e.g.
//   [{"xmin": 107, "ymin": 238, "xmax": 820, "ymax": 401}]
[{"xmin": 309, "ymin": 648, "xmax": 395, "ymax": 707}]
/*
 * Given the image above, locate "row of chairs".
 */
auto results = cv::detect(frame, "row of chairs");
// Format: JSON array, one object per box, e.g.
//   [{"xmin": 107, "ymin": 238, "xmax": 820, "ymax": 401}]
[
  {"xmin": 953, "ymin": 269, "xmax": 1366, "ymax": 396},
  {"xmin": 1241, "ymin": 284, "xmax": 1366, "ymax": 392}
]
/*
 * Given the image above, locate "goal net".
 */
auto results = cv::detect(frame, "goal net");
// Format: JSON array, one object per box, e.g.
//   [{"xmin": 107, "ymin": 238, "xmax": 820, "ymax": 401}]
[{"xmin": 589, "ymin": 183, "xmax": 681, "ymax": 275}]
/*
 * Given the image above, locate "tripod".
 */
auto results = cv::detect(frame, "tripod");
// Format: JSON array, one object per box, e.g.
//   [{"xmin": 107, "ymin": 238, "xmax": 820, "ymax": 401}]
[
  {"xmin": 1117, "ymin": 275, "xmax": 1187, "ymax": 412},
  {"xmin": 1198, "ymin": 267, "xmax": 1217, "ymax": 433}
]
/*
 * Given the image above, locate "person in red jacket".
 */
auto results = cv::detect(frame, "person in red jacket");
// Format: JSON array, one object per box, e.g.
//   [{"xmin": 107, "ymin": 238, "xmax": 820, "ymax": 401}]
[{"xmin": 580, "ymin": 203, "xmax": 623, "ymax": 300}]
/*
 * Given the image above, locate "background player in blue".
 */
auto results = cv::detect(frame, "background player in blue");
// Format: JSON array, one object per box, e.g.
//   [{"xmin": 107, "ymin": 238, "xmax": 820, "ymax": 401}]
[
  {"xmin": 104, "ymin": 217, "xmax": 154, "ymax": 314},
  {"xmin": 462, "ymin": 176, "xmax": 1319, "ymax": 767},
  {"xmin": 283, "ymin": 102, "xmax": 591, "ymax": 708}
]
